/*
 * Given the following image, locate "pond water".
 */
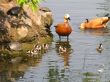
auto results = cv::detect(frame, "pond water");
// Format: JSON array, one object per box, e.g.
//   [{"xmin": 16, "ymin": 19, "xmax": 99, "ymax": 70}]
[{"xmin": 1, "ymin": 0, "xmax": 110, "ymax": 82}]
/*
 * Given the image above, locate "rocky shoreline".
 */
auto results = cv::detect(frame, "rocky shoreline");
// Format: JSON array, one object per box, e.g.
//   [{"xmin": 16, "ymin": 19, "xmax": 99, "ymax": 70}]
[{"xmin": 0, "ymin": 0, "xmax": 53, "ymax": 61}]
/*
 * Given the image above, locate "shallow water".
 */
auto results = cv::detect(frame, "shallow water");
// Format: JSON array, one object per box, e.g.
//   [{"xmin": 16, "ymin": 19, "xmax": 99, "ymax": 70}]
[{"xmin": 1, "ymin": 0, "xmax": 110, "ymax": 82}]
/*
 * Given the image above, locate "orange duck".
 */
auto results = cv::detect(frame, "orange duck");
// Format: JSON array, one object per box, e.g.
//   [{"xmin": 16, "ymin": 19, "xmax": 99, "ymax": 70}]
[
  {"xmin": 54, "ymin": 14, "xmax": 72, "ymax": 41},
  {"xmin": 80, "ymin": 17, "xmax": 110, "ymax": 30}
]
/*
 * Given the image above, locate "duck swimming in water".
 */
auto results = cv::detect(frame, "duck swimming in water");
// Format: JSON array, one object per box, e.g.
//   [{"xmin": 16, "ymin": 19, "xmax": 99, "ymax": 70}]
[
  {"xmin": 54, "ymin": 14, "xmax": 72, "ymax": 41},
  {"xmin": 96, "ymin": 43, "xmax": 103, "ymax": 53},
  {"xmin": 80, "ymin": 17, "xmax": 110, "ymax": 30}
]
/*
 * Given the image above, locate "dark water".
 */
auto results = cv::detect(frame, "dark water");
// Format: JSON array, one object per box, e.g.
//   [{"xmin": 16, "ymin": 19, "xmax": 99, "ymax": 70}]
[{"xmin": 1, "ymin": 0, "xmax": 110, "ymax": 82}]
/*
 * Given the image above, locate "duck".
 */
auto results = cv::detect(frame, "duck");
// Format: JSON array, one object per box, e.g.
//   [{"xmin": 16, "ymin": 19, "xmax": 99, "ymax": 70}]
[
  {"xmin": 54, "ymin": 14, "xmax": 72, "ymax": 41},
  {"xmin": 96, "ymin": 43, "xmax": 103, "ymax": 53},
  {"xmin": 34, "ymin": 44, "xmax": 42, "ymax": 52},
  {"xmin": 42, "ymin": 43, "xmax": 49, "ymax": 50},
  {"xmin": 80, "ymin": 17, "xmax": 110, "ymax": 30},
  {"xmin": 26, "ymin": 49, "xmax": 38, "ymax": 57}
]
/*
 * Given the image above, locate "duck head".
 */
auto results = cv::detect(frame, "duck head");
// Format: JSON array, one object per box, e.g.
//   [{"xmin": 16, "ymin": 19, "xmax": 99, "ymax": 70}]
[
  {"xmin": 96, "ymin": 43, "xmax": 103, "ymax": 53},
  {"xmin": 64, "ymin": 14, "xmax": 71, "ymax": 22},
  {"xmin": 98, "ymin": 43, "xmax": 103, "ymax": 49},
  {"xmin": 86, "ymin": 19, "xmax": 89, "ymax": 23}
]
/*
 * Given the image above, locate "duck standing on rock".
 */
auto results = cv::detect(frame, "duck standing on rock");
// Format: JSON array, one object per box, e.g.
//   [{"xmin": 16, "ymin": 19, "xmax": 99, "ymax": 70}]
[
  {"xmin": 80, "ymin": 17, "xmax": 110, "ymax": 29},
  {"xmin": 54, "ymin": 14, "xmax": 72, "ymax": 41}
]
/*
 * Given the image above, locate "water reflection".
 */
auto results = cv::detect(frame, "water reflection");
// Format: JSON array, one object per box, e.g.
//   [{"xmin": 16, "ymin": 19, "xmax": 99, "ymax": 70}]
[
  {"xmin": 82, "ymin": 72, "xmax": 100, "ymax": 82},
  {"xmin": 0, "ymin": 43, "xmax": 9, "ymax": 50},
  {"xmin": 47, "ymin": 64, "xmax": 71, "ymax": 82},
  {"xmin": 47, "ymin": 64, "xmax": 59, "ymax": 82},
  {"xmin": 45, "ymin": 41, "xmax": 72, "ymax": 82},
  {"xmin": 82, "ymin": 28, "xmax": 110, "ymax": 36},
  {"xmin": 0, "ymin": 48, "xmax": 48, "ymax": 82},
  {"xmin": 56, "ymin": 41, "xmax": 72, "ymax": 68},
  {"xmin": 47, "ymin": 62, "xmax": 70, "ymax": 82},
  {"xmin": 0, "ymin": 63, "xmax": 25, "ymax": 82}
]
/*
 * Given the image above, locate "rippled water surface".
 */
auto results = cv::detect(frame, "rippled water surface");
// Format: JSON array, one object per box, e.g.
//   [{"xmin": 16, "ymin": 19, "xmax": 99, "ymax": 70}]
[{"xmin": 1, "ymin": 0, "xmax": 110, "ymax": 82}]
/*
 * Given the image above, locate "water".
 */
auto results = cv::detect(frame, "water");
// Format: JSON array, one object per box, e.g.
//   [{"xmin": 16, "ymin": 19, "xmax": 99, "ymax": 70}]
[{"xmin": 1, "ymin": 0, "xmax": 110, "ymax": 82}]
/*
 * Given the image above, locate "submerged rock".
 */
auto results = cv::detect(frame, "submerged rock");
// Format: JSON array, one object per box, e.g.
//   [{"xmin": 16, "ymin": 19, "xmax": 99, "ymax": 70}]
[
  {"xmin": 9, "ymin": 42, "xmax": 22, "ymax": 51},
  {"xmin": 10, "ymin": 57, "xmax": 23, "ymax": 63}
]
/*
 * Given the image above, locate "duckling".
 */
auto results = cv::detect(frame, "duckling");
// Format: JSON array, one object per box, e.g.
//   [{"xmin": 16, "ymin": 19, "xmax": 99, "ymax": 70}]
[
  {"xmin": 96, "ymin": 43, "xmax": 103, "ymax": 53},
  {"xmin": 80, "ymin": 17, "xmax": 110, "ymax": 29},
  {"xmin": 34, "ymin": 45, "xmax": 42, "ymax": 52},
  {"xmin": 59, "ymin": 46, "xmax": 67, "ymax": 54},
  {"xmin": 54, "ymin": 14, "xmax": 72, "ymax": 41},
  {"xmin": 26, "ymin": 50, "xmax": 34, "ymax": 57},
  {"xmin": 26, "ymin": 49, "xmax": 38, "ymax": 57},
  {"xmin": 42, "ymin": 43, "xmax": 49, "ymax": 50}
]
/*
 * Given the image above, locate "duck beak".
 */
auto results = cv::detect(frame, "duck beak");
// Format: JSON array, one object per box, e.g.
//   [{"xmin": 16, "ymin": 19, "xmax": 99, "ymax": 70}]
[{"xmin": 68, "ymin": 17, "xmax": 71, "ymax": 20}]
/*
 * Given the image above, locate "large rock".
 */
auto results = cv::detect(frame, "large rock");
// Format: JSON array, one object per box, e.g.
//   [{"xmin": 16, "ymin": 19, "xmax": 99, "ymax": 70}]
[{"xmin": 0, "ymin": 1, "xmax": 53, "ymax": 43}]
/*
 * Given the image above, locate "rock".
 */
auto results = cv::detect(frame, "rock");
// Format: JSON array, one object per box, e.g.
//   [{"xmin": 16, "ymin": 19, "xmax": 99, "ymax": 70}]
[
  {"xmin": 0, "ymin": 1, "xmax": 53, "ymax": 46},
  {"xmin": 17, "ymin": 26, "xmax": 28, "ymax": 38},
  {"xmin": 7, "ymin": 6, "xmax": 22, "ymax": 17},
  {"xmin": 7, "ymin": 6, "xmax": 30, "ymax": 19},
  {"xmin": 40, "ymin": 7, "xmax": 53, "ymax": 29},
  {"xmin": 9, "ymin": 42, "xmax": 22, "ymax": 51}
]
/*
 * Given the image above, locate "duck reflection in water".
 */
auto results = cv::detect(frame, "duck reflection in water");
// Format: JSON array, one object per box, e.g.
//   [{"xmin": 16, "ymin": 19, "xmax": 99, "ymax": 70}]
[
  {"xmin": 82, "ymin": 28, "xmax": 109, "ymax": 36},
  {"xmin": 56, "ymin": 41, "xmax": 73, "ymax": 69}
]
